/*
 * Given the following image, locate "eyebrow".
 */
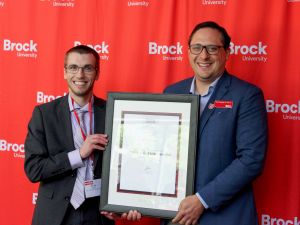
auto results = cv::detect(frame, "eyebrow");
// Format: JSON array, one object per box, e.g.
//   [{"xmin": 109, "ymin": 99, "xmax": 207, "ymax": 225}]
[{"xmin": 67, "ymin": 63, "xmax": 95, "ymax": 66}]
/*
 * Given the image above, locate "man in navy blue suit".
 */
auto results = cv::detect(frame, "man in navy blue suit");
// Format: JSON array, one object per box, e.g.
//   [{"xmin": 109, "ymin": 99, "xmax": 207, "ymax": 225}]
[{"xmin": 164, "ymin": 21, "xmax": 268, "ymax": 225}]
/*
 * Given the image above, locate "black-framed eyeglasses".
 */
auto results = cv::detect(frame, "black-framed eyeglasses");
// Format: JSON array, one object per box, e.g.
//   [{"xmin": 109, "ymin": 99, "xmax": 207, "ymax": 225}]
[
  {"xmin": 189, "ymin": 44, "xmax": 224, "ymax": 55},
  {"xmin": 65, "ymin": 64, "xmax": 97, "ymax": 74}
]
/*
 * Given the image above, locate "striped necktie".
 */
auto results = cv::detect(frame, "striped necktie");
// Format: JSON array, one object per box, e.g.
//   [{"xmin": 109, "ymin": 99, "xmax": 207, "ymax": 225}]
[{"xmin": 70, "ymin": 109, "xmax": 88, "ymax": 209}]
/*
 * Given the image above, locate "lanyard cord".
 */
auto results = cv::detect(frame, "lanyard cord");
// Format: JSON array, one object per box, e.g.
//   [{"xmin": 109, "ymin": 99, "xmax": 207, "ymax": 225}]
[{"xmin": 71, "ymin": 97, "xmax": 93, "ymax": 141}]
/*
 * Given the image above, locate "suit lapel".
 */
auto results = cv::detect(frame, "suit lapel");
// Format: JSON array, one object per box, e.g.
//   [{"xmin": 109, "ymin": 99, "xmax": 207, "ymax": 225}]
[
  {"xmin": 59, "ymin": 95, "xmax": 106, "ymax": 173},
  {"xmin": 178, "ymin": 78, "xmax": 194, "ymax": 94},
  {"xmin": 57, "ymin": 95, "xmax": 75, "ymax": 150},
  {"xmin": 199, "ymin": 73, "xmax": 231, "ymax": 135},
  {"xmin": 93, "ymin": 97, "xmax": 106, "ymax": 171}
]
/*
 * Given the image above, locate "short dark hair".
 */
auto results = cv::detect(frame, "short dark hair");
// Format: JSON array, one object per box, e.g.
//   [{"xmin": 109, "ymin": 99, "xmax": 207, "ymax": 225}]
[
  {"xmin": 188, "ymin": 21, "xmax": 231, "ymax": 50},
  {"xmin": 64, "ymin": 45, "xmax": 100, "ymax": 71}
]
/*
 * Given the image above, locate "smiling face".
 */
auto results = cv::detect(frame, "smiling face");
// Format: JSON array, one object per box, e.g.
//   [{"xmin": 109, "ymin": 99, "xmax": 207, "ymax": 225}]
[
  {"xmin": 64, "ymin": 52, "xmax": 99, "ymax": 105},
  {"xmin": 188, "ymin": 27, "xmax": 230, "ymax": 85}
]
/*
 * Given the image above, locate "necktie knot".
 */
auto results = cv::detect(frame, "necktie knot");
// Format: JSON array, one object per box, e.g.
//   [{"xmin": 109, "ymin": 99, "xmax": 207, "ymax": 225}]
[
  {"xmin": 78, "ymin": 110, "xmax": 88, "ymax": 135},
  {"xmin": 76, "ymin": 108, "xmax": 87, "ymax": 114}
]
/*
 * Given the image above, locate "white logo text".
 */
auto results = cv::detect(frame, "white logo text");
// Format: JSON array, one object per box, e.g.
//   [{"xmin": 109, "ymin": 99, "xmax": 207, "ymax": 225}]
[
  {"xmin": 148, "ymin": 42, "xmax": 183, "ymax": 61},
  {"xmin": 262, "ymin": 214, "xmax": 300, "ymax": 225},
  {"xmin": 3, "ymin": 39, "xmax": 37, "ymax": 52},
  {"xmin": 74, "ymin": 41, "xmax": 109, "ymax": 60},
  {"xmin": 32, "ymin": 193, "xmax": 38, "ymax": 204},
  {"xmin": 37, "ymin": 91, "xmax": 67, "ymax": 104},
  {"xmin": 230, "ymin": 42, "xmax": 268, "ymax": 63}
]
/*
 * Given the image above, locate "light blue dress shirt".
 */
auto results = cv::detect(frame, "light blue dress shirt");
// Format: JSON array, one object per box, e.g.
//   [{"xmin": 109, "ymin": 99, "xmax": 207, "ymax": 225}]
[
  {"xmin": 67, "ymin": 95, "xmax": 94, "ymax": 171},
  {"xmin": 189, "ymin": 76, "xmax": 221, "ymax": 209}
]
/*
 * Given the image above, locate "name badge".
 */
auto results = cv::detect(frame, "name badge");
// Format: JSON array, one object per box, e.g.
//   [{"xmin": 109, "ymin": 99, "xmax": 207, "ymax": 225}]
[
  {"xmin": 84, "ymin": 179, "xmax": 101, "ymax": 198},
  {"xmin": 214, "ymin": 100, "xmax": 233, "ymax": 109}
]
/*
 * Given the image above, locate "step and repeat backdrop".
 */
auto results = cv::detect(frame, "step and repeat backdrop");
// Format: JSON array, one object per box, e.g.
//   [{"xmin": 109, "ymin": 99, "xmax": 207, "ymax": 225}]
[{"xmin": 0, "ymin": 1, "xmax": 299, "ymax": 225}]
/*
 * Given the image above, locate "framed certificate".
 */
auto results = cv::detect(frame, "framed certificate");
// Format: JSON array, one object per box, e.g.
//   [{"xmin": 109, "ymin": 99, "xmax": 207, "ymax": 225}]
[{"xmin": 100, "ymin": 92, "xmax": 199, "ymax": 218}]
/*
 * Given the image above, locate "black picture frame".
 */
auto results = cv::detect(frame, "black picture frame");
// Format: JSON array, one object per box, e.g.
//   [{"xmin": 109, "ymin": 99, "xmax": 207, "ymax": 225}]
[{"xmin": 100, "ymin": 92, "xmax": 199, "ymax": 219}]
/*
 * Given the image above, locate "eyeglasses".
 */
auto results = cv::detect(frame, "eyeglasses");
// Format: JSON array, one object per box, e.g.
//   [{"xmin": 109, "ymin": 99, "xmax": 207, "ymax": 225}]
[
  {"xmin": 189, "ymin": 44, "xmax": 224, "ymax": 55},
  {"xmin": 65, "ymin": 64, "xmax": 97, "ymax": 74}
]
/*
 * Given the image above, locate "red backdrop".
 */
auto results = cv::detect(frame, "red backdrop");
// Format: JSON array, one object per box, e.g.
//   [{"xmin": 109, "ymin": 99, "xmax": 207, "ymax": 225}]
[{"xmin": 0, "ymin": 1, "xmax": 299, "ymax": 225}]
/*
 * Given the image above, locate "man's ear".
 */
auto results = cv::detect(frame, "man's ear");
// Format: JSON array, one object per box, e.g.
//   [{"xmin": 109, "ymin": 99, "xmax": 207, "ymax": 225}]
[
  {"xmin": 63, "ymin": 69, "xmax": 67, "ymax": 79},
  {"xmin": 225, "ymin": 49, "xmax": 230, "ymax": 60},
  {"xmin": 95, "ymin": 70, "xmax": 100, "ymax": 80}
]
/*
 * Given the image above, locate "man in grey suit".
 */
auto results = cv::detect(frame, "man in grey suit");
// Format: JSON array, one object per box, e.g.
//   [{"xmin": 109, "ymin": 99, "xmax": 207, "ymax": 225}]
[
  {"xmin": 25, "ymin": 45, "xmax": 140, "ymax": 225},
  {"xmin": 164, "ymin": 21, "xmax": 268, "ymax": 225}
]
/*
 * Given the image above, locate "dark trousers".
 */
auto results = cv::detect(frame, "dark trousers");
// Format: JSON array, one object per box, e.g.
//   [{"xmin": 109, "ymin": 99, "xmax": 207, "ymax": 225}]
[{"xmin": 61, "ymin": 197, "xmax": 114, "ymax": 225}]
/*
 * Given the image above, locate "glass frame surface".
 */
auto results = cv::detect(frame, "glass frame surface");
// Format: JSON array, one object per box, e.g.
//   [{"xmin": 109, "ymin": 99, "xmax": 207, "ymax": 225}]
[{"xmin": 100, "ymin": 92, "xmax": 199, "ymax": 219}]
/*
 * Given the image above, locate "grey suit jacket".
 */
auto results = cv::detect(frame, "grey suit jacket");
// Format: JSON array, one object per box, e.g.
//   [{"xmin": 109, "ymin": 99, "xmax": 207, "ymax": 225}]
[{"xmin": 24, "ymin": 95, "xmax": 109, "ymax": 225}]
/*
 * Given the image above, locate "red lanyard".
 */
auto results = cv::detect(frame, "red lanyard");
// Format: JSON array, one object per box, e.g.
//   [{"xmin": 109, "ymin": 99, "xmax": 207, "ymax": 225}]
[{"xmin": 71, "ymin": 97, "xmax": 93, "ymax": 141}]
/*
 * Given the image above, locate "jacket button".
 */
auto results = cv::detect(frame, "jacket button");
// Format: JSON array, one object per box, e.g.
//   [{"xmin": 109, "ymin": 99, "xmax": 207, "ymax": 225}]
[{"xmin": 65, "ymin": 196, "xmax": 70, "ymax": 201}]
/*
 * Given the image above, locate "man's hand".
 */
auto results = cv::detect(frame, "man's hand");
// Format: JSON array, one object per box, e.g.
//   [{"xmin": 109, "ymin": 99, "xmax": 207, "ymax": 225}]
[
  {"xmin": 80, "ymin": 134, "xmax": 108, "ymax": 159},
  {"xmin": 121, "ymin": 210, "xmax": 142, "ymax": 221},
  {"xmin": 172, "ymin": 195, "xmax": 205, "ymax": 225},
  {"xmin": 101, "ymin": 210, "xmax": 141, "ymax": 221}
]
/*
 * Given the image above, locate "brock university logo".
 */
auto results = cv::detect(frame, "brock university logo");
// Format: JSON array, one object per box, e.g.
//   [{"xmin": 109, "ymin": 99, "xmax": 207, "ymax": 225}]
[
  {"xmin": 2, "ymin": 39, "xmax": 38, "ymax": 59},
  {"xmin": 148, "ymin": 41, "xmax": 184, "ymax": 61},
  {"xmin": 262, "ymin": 214, "xmax": 300, "ymax": 225},
  {"xmin": 201, "ymin": 0, "xmax": 227, "ymax": 6},
  {"xmin": 266, "ymin": 99, "xmax": 300, "ymax": 121},
  {"xmin": 0, "ymin": 139, "xmax": 25, "ymax": 159},
  {"xmin": 40, "ymin": 0, "xmax": 75, "ymax": 7},
  {"xmin": 74, "ymin": 41, "xmax": 109, "ymax": 61},
  {"xmin": 230, "ymin": 42, "xmax": 268, "ymax": 63}
]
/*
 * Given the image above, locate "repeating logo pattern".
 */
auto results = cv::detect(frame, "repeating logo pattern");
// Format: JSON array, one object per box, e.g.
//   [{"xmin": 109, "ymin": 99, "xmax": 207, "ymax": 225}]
[
  {"xmin": 0, "ymin": 139, "xmax": 24, "ymax": 159},
  {"xmin": 36, "ymin": 91, "xmax": 67, "ymax": 104},
  {"xmin": 74, "ymin": 41, "xmax": 110, "ymax": 61},
  {"xmin": 128, "ymin": 1, "xmax": 150, "ymax": 7},
  {"xmin": 2, "ymin": 39, "xmax": 38, "ymax": 59},
  {"xmin": 39, "ymin": 0, "xmax": 75, "ymax": 8},
  {"xmin": 230, "ymin": 42, "xmax": 268, "ymax": 63},
  {"xmin": 148, "ymin": 42, "xmax": 184, "ymax": 61},
  {"xmin": 262, "ymin": 214, "xmax": 300, "ymax": 225},
  {"xmin": 266, "ymin": 100, "xmax": 300, "ymax": 121},
  {"xmin": 0, "ymin": 2, "xmax": 300, "ymax": 225},
  {"xmin": 201, "ymin": 0, "xmax": 227, "ymax": 6}
]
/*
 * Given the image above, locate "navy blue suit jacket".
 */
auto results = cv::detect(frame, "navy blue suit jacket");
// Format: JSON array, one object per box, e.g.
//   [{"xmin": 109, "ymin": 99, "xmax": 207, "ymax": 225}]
[{"xmin": 164, "ymin": 72, "xmax": 268, "ymax": 225}]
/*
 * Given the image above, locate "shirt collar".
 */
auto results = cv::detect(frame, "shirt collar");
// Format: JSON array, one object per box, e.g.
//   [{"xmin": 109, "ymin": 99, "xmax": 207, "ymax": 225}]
[
  {"xmin": 68, "ymin": 94, "xmax": 94, "ymax": 112},
  {"xmin": 189, "ymin": 75, "xmax": 222, "ymax": 96}
]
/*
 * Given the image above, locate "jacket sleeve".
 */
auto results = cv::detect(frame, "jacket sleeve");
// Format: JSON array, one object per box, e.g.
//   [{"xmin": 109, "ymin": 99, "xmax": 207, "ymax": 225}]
[
  {"xmin": 24, "ymin": 106, "xmax": 73, "ymax": 183},
  {"xmin": 198, "ymin": 86, "xmax": 268, "ymax": 211}
]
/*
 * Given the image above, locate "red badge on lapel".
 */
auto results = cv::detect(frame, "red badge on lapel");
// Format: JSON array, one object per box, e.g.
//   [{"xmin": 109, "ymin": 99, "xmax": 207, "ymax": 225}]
[{"xmin": 214, "ymin": 100, "xmax": 233, "ymax": 109}]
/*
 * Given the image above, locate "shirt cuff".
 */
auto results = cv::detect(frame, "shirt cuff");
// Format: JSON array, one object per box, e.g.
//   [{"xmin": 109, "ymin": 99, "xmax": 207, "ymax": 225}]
[
  {"xmin": 68, "ymin": 149, "xmax": 84, "ymax": 170},
  {"xmin": 196, "ymin": 192, "xmax": 209, "ymax": 209}
]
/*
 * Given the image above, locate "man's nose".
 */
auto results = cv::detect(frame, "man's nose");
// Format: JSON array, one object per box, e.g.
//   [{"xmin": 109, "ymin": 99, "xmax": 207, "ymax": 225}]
[
  {"xmin": 199, "ymin": 47, "xmax": 210, "ymax": 58},
  {"xmin": 76, "ymin": 67, "xmax": 85, "ymax": 76}
]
